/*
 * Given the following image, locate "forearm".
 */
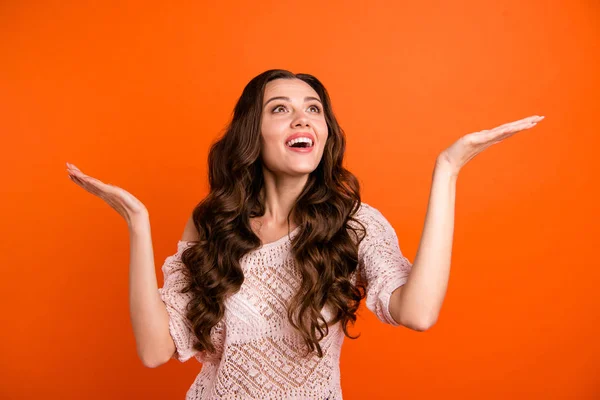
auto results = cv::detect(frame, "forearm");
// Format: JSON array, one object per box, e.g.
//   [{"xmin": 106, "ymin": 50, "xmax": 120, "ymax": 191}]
[
  {"xmin": 396, "ymin": 160, "xmax": 457, "ymax": 329},
  {"xmin": 128, "ymin": 215, "xmax": 174, "ymax": 367}
]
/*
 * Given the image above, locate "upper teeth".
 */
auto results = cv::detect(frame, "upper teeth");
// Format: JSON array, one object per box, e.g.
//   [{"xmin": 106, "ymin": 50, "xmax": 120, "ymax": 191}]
[{"xmin": 286, "ymin": 137, "xmax": 313, "ymax": 147}]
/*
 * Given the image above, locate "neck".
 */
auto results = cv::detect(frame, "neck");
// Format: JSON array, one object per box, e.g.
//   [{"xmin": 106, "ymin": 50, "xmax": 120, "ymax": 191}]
[{"xmin": 258, "ymin": 168, "xmax": 309, "ymax": 227}]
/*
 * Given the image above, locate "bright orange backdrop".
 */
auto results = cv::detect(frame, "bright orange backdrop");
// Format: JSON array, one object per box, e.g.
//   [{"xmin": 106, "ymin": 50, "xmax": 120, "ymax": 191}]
[{"xmin": 1, "ymin": 1, "xmax": 598, "ymax": 399}]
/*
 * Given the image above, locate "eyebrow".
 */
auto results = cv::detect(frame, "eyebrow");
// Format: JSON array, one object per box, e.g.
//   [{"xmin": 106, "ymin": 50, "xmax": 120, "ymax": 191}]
[{"xmin": 263, "ymin": 96, "xmax": 322, "ymax": 108}]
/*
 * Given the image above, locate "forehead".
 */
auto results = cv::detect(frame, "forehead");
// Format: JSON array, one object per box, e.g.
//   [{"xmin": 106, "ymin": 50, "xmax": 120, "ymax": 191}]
[{"xmin": 264, "ymin": 78, "xmax": 320, "ymax": 100}]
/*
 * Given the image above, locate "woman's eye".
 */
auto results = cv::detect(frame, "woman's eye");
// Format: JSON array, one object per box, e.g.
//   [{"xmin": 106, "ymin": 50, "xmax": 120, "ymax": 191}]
[{"xmin": 272, "ymin": 104, "xmax": 321, "ymax": 113}]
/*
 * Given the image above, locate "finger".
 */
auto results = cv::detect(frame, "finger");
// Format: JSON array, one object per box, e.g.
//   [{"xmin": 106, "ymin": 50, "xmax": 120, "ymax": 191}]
[
  {"xmin": 69, "ymin": 174, "xmax": 97, "ymax": 197},
  {"xmin": 67, "ymin": 163, "xmax": 81, "ymax": 172},
  {"xmin": 496, "ymin": 119, "xmax": 538, "ymax": 135},
  {"xmin": 69, "ymin": 169, "xmax": 103, "ymax": 187},
  {"xmin": 475, "ymin": 121, "xmax": 535, "ymax": 143},
  {"xmin": 68, "ymin": 168, "xmax": 84, "ymax": 180},
  {"xmin": 494, "ymin": 115, "xmax": 543, "ymax": 131},
  {"xmin": 506, "ymin": 121, "xmax": 535, "ymax": 132},
  {"xmin": 69, "ymin": 171, "xmax": 112, "ymax": 197},
  {"xmin": 83, "ymin": 177, "xmax": 112, "ymax": 198},
  {"xmin": 69, "ymin": 174, "xmax": 98, "ymax": 196},
  {"xmin": 515, "ymin": 115, "xmax": 543, "ymax": 124},
  {"xmin": 69, "ymin": 168, "xmax": 88, "ymax": 179},
  {"xmin": 523, "ymin": 115, "xmax": 543, "ymax": 123},
  {"xmin": 516, "ymin": 120, "xmax": 538, "ymax": 131}
]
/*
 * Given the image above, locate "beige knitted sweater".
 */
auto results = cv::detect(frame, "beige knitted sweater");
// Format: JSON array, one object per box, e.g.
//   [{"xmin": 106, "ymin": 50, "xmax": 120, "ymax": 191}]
[{"xmin": 158, "ymin": 202, "xmax": 413, "ymax": 399}]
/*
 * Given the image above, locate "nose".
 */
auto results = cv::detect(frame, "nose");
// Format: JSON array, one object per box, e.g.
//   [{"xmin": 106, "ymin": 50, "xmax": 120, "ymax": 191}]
[{"xmin": 291, "ymin": 111, "xmax": 311, "ymax": 128}]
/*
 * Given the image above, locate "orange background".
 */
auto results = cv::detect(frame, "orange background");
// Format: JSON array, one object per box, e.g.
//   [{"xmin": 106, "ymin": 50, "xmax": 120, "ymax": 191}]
[{"xmin": 1, "ymin": 1, "xmax": 598, "ymax": 399}]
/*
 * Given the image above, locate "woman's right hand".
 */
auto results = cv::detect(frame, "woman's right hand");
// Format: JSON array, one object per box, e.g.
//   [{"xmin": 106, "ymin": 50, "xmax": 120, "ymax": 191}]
[{"xmin": 66, "ymin": 162, "xmax": 148, "ymax": 228}]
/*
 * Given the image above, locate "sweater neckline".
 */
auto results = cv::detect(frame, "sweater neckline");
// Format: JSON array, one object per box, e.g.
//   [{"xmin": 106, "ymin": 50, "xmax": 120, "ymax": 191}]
[
  {"xmin": 257, "ymin": 225, "xmax": 301, "ymax": 250},
  {"xmin": 177, "ymin": 225, "xmax": 302, "ymax": 251}
]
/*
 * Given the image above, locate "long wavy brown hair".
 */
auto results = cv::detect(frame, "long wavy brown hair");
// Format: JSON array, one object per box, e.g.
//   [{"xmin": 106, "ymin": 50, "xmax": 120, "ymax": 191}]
[{"xmin": 180, "ymin": 69, "xmax": 368, "ymax": 358}]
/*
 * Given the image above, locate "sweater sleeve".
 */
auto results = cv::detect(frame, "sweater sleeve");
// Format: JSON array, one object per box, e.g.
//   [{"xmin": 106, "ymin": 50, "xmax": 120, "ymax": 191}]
[
  {"xmin": 157, "ymin": 240, "xmax": 203, "ymax": 363},
  {"xmin": 357, "ymin": 204, "xmax": 413, "ymax": 326}
]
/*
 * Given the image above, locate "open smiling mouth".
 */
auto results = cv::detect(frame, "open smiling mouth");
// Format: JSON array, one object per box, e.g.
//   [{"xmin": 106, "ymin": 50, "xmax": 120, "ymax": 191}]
[{"xmin": 285, "ymin": 137, "xmax": 314, "ymax": 149}]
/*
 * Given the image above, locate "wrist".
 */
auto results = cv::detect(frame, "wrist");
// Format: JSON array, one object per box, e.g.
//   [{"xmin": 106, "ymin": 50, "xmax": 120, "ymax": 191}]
[
  {"xmin": 128, "ymin": 211, "xmax": 150, "ymax": 233},
  {"xmin": 435, "ymin": 155, "xmax": 460, "ymax": 180}
]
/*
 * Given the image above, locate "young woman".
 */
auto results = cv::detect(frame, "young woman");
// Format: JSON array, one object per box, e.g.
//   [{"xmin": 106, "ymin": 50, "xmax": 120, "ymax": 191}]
[{"xmin": 66, "ymin": 69, "xmax": 543, "ymax": 399}]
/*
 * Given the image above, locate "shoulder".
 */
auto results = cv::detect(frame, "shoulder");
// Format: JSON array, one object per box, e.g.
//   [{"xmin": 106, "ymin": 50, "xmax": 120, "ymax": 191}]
[
  {"xmin": 181, "ymin": 212, "xmax": 201, "ymax": 242},
  {"xmin": 352, "ymin": 202, "xmax": 395, "ymax": 235},
  {"xmin": 354, "ymin": 202, "xmax": 379, "ymax": 218}
]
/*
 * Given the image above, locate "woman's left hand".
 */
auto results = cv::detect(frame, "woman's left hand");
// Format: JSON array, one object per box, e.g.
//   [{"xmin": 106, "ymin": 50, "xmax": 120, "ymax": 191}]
[{"xmin": 436, "ymin": 115, "xmax": 545, "ymax": 176}]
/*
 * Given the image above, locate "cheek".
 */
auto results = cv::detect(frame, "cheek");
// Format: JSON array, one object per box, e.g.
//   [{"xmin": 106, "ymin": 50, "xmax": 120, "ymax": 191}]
[
  {"xmin": 260, "ymin": 123, "xmax": 278, "ymax": 146},
  {"xmin": 259, "ymin": 135, "xmax": 283, "ymax": 162},
  {"xmin": 261, "ymin": 119, "xmax": 285, "ymax": 141},
  {"xmin": 317, "ymin": 122, "xmax": 329, "ymax": 142}
]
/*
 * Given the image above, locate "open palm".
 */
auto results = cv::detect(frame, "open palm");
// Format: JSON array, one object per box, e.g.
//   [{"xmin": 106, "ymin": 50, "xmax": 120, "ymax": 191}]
[
  {"xmin": 66, "ymin": 163, "xmax": 148, "ymax": 226},
  {"xmin": 438, "ymin": 115, "xmax": 545, "ymax": 175}
]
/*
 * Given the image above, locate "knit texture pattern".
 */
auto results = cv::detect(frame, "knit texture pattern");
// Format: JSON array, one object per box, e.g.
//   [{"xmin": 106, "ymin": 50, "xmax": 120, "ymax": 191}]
[{"xmin": 158, "ymin": 202, "xmax": 413, "ymax": 399}]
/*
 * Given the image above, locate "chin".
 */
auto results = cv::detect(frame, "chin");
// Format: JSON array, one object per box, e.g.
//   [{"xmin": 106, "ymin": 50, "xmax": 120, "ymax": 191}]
[{"xmin": 288, "ymin": 166, "xmax": 317, "ymax": 176}]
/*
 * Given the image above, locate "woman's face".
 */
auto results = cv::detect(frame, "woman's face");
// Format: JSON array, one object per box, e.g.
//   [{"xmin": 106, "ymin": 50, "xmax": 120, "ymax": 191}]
[{"xmin": 259, "ymin": 78, "xmax": 328, "ymax": 177}]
